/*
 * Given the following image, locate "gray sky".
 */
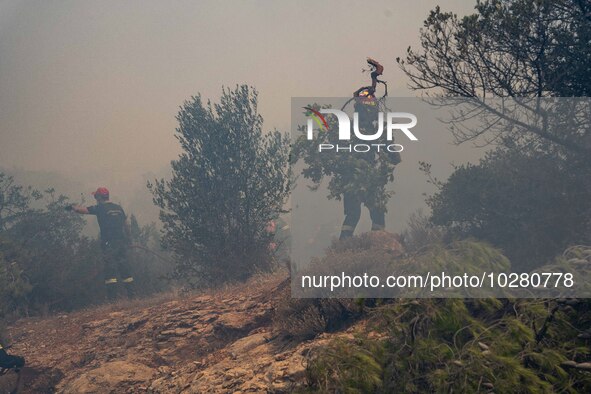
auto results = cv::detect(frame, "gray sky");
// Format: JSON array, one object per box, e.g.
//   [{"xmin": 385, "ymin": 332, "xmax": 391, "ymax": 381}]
[{"xmin": 0, "ymin": 0, "xmax": 479, "ymax": 224}]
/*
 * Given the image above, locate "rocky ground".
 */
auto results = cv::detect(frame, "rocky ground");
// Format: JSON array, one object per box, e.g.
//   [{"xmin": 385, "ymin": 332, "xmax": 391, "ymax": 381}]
[
  {"xmin": 1, "ymin": 232, "xmax": 405, "ymax": 393},
  {"xmin": 1, "ymin": 273, "xmax": 332, "ymax": 393}
]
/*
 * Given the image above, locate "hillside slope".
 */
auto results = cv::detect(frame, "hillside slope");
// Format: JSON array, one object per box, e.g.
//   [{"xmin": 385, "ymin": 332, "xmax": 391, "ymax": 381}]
[
  {"xmin": 3, "ymin": 273, "xmax": 344, "ymax": 393},
  {"xmin": 7, "ymin": 238, "xmax": 588, "ymax": 393}
]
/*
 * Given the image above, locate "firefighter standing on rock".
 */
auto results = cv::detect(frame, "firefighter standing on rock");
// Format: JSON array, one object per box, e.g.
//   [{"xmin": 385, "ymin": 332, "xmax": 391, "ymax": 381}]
[
  {"xmin": 339, "ymin": 58, "xmax": 401, "ymax": 239},
  {"xmin": 294, "ymin": 58, "xmax": 402, "ymax": 240}
]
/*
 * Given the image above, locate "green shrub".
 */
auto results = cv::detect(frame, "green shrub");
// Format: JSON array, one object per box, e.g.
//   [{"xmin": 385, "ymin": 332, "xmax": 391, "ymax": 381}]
[{"xmin": 297, "ymin": 241, "xmax": 591, "ymax": 392}]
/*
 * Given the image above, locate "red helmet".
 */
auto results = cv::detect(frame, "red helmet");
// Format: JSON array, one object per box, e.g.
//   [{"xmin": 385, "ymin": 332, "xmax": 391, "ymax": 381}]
[{"xmin": 91, "ymin": 187, "xmax": 109, "ymax": 199}]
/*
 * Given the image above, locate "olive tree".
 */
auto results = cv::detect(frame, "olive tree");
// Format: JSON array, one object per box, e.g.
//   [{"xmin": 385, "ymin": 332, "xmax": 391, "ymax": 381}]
[{"xmin": 149, "ymin": 85, "xmax": 290, "ymax": 286}]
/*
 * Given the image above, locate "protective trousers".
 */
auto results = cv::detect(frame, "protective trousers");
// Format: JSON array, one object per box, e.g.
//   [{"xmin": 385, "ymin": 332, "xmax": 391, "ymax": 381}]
[
  {"xmin": 339, "ymin": 192, "xmax": 385, "ymax": 240},
  {"xmin": 102, "ymin": 242, "xmax": 134, "ymax": 300}
]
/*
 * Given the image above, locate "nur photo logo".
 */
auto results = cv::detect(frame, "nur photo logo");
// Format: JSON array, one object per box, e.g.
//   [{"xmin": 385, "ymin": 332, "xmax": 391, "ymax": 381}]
[{"xmin": 304, "ymin": 107, "xmax": 418, "ymax": 153}]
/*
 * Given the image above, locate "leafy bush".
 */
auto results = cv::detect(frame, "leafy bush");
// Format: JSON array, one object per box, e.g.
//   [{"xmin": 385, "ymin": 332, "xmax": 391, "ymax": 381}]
[
  {"xmin": 429, "ymin": 148, "xmax": 591, "ymax": 271},
  {"xmin": 304, "ymin": 297, "xmax": 591, "ymax": 393},
  {"xmin": 0, "ymin": 174, "xmax": 171, "ymax": 317},
  {"xmin": 291, "ymin": 236, "xmax": 591, "ymax": 392},
  {"xmin": 1, "ymin": 188, "xmax": 103, "ymax": 314},
  {"xmin": 149, "ymin": 85, "xmax": 290, "ymax": 286},
  {"xmin": 127, "ymin": 215, "xmax": 173, "ymax": 297},
  {"xmin": 0, "ymin": 252, "xmax": 32, "ymax": 318},
  {"xmin": 398, "ymin": 0, "xmax": 591, "ymax": 272}
]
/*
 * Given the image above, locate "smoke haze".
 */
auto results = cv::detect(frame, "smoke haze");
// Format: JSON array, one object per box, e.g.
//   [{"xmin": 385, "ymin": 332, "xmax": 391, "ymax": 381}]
[{"xmin": 0, "ymin": 0, "xmax": 479, "ymax": 225}]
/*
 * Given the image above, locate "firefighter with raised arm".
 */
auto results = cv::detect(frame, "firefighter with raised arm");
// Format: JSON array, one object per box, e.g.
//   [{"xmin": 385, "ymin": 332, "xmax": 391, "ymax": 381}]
[
  {"xmin": 339, "ymin": 58, "xmax": 401, "ymax": 239},
  {"xmin": 293, "ymin": 58, "xmax": 402, "ymax": 241},
  {"xmin": 66, "ymin": 187, "xmax": 134, "ymax": 300}
]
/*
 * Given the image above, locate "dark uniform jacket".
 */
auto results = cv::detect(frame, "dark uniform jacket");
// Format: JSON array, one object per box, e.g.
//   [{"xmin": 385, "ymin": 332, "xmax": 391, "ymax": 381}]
[{"xmin": 87, "ymin": 202, "xmax": 128, "ymax": 248}]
